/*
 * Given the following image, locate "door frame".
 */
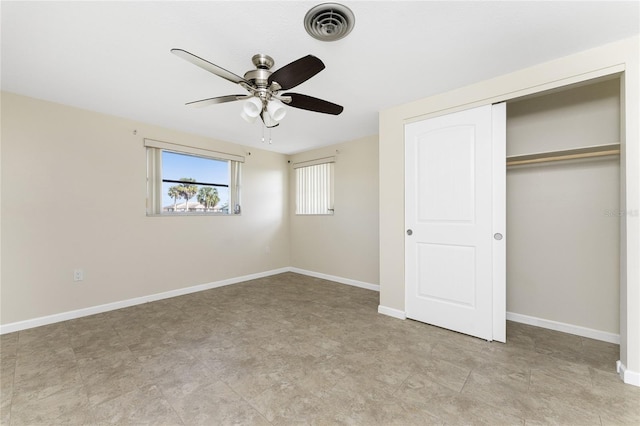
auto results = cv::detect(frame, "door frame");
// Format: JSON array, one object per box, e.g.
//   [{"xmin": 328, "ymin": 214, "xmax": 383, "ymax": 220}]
[{"xmin": 491, "ymin": 103, "xmax": 506, "ymax": 342}]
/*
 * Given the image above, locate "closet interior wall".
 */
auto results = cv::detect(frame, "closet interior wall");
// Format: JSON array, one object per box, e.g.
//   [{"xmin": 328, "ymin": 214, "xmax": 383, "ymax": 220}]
[{"xmin": 505, "ymin": 78, "xmax": 621, "ymax": 338}]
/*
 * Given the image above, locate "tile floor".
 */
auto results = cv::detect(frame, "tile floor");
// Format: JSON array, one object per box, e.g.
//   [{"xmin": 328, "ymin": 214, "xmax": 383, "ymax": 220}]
[{"xmin": 1, "ymin": 272, "xmax": 638, "ymax": 425}]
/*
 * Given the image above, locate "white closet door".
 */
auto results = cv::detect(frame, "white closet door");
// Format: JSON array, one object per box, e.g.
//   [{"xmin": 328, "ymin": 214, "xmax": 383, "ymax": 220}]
[{"xmin": 405, "ymin": 104, "xmax": 506, "ymax": 341}]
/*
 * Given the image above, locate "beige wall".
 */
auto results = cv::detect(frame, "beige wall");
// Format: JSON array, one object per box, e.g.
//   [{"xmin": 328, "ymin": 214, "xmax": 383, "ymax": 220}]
[
  {"xmin": 379, "ymin": 36, "xmax": 639, "ymax": 380},
  {"xmin": 288, "ymin": 135, "xmax": 379, "ymax": 285},
  {"xmin": 506, "ymin": 79, "xmax": 621, "ymax": 334},
  {"xmin": 1, "ymin": 92, "xmax": 290, "ymax": 325}
]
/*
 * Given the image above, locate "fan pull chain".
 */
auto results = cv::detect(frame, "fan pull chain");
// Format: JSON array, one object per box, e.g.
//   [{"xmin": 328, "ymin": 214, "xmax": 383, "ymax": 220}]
[{"xmin": 259, "ymin": 123, "xmax": 273, "ymax": 144}]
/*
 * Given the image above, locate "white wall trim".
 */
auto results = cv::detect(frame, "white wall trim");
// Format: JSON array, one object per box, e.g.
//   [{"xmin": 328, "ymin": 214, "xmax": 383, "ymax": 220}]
[
  {"xmin": 288, "ymin": 267, "xmax": 380, "ymax": 292},
  {"xmin": 0, "ymin": 268, "xmax": 289, "ymax": 335},
  {"xmin": 378, "ymin": 305, "xmax": 407, "ymax": 320},
  {"xmin": 616, "ymin": 360, "xmax": 640, "ymax": 387},
  {"xmin": 507, "ymin": 311, "xmax": 620, "ymax": 344}
]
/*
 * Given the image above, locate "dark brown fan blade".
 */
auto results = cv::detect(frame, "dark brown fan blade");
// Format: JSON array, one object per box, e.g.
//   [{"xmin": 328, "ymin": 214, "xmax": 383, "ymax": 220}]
[
  {"xmin": 171, "ymin": 49, "xmax": 247, "ymax": 85},
  {"xmin": 283, "ymin": 93, "xmax": 343, "ymax": 115},
  {"xmin": 185, "ymin": 95, "xmax": 249, "ymax": 108},
  {"xmin": 268, "ymin": 55, "xmax": 325, "ymax": 90}
]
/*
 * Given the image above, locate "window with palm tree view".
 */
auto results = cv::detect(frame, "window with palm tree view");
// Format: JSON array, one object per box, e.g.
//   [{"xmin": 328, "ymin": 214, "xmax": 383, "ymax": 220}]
[{"xmin": 146, "ymin": 146, "xmax": 241, "ymax": 215}]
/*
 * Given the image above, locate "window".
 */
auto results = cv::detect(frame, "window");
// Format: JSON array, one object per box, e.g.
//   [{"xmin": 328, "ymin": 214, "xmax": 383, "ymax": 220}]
[
  {"xmin": 145, "ymin": 139, "xmax": 243, "ymax": 215},
  {"xmin": 294, "ymin": 157, "xmax": 335, "ymax": 215}
]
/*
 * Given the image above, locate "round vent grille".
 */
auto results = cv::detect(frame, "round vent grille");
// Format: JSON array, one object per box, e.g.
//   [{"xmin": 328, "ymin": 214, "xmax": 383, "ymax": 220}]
[{"xmin": 304, "ymin": 3, "xmax": 355, "ymax": 42}]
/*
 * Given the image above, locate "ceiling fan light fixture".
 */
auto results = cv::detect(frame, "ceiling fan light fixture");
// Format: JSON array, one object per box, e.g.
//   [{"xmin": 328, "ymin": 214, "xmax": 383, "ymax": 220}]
[
  {"xmin": 267, "ymin": 99, "xmax": 287, "ymax": 122},
  {"xmin": 240, "ymin": 110, "xmax": 258, "ymax": 124},
  {"xmin": 304, "ymin": 3, "xmax": 355, "ymax": 41},
  {"xmin": 243, "ymin": 97, "xmax": 263, "ymax": 118}
]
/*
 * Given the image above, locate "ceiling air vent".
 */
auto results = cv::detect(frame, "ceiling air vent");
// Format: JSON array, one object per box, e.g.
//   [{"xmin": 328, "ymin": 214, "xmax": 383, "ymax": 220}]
[{"xmin": 304, "ymin": 3, "xmax": 355, "ymax": 42}]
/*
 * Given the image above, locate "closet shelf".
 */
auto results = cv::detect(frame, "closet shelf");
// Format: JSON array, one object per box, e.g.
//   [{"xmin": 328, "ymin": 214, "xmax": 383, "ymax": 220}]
[{"xmin": 506, "ymin": 143, "xmax": 620, "ymax": 167}]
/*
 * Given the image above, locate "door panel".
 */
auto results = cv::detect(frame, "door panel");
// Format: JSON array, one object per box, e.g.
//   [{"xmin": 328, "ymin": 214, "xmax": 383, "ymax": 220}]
[
  {"xmin": 417, "ymin": 126, "xmax": 475, "ymax": 222},
  {"xmin": 417, "ymin": 243, "xmax": 476, "ymax": 307},
  {"xmin": 405, "ymin": 104, "xmax": 505, "ymax": 341}
]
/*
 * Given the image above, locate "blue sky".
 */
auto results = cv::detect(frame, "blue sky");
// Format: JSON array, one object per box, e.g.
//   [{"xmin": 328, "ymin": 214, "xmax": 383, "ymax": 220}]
[{"xmin": 162, "ymin": 151, "xmax": 230, "ymax": 208}]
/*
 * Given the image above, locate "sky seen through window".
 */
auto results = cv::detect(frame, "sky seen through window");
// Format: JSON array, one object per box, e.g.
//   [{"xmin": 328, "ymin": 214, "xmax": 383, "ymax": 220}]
[{"xmin": 161, "ymin": 151, "xmax": 230, "ymax": 209}]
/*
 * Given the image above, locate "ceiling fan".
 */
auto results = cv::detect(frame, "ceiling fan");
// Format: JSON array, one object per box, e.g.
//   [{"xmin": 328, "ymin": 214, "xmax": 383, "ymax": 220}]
[{"xmin": 171, "ymin": 49, "xmax": 344, "ymax": 128}]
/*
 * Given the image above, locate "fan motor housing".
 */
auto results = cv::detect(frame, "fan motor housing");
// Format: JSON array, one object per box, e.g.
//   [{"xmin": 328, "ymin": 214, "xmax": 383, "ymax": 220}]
[
  {"xmin": 244, "ymin": 69, "xmax": 271, "ymax": 88},
  {"xmin": 245, "ymin": 54, "xmax": 275, "ymax": 88}
]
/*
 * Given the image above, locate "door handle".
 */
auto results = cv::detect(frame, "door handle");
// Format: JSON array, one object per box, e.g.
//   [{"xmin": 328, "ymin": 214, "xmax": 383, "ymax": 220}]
[
  {"xmin": 494, "ymin": 233, "xmax": 503, "ymax": 240},
  {"xmin": 406, "ymin": 229, "xmax": 413, "ymax": 236}
]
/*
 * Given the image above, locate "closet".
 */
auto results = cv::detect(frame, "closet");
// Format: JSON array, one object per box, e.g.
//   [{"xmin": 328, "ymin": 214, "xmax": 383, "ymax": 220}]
[{"xmin": 505, "ymin": 77, "xmax": 621, "ymax": 341}]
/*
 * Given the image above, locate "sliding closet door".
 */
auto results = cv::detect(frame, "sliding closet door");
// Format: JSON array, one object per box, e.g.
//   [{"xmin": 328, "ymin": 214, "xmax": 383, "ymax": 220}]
[{"xmin": 405, "ymin": 104, "xmax": 506, "ymax": 341}]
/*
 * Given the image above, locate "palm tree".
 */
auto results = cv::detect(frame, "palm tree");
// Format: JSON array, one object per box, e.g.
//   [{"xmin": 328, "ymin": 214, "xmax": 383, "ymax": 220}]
[
  {"xmin": 176, "ymin": 178, "xmax": 198, "ymax": 211},
  {"xmin": 167, "ymin": 186, "xmax": 181, "ymax": 211},
  {"xmin": 197, "ymin": 187, "xmax": 220, "ymax": 212}
]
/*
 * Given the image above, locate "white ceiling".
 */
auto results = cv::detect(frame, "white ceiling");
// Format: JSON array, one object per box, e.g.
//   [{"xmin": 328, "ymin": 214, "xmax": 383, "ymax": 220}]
[{"xmin": 2, "ymin": 1, "xmax": 638, "ymax": 154}]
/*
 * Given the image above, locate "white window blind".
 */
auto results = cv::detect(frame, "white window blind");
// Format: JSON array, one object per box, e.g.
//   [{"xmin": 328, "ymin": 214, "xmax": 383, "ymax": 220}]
[{"xmin": 295, "ymin": 160, "xmax": 334, "ymax": 215}]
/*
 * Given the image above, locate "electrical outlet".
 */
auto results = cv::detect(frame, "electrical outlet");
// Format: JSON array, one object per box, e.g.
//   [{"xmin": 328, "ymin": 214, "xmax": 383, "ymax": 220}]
[{"xmin": 73, "ymin": 269, "xmax": 84, "ymax": 281}]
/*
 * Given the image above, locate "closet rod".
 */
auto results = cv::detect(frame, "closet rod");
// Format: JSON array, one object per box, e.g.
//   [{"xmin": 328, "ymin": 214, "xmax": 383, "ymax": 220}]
[{"xmin": 506, "ymin": 143, "xmax": 620, "ymax": 167}]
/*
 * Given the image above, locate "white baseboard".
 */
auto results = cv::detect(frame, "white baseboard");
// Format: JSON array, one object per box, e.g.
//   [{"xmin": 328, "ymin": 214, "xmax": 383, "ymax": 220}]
[
  {"xmin": 288, "ymin": 267, "xmax": 380, "ymax": 292},
  {"xmin": 0, "ymin": 267, "xmax": 377, "ymax": 335},
  {"xmin": 506, "ymin": 312, "xmax": 620, "ymax": 344},
  {"xmin": 377, "ymin": 305, "xmax": 407, "ymax": 320},
  {"xmin": 616, "ymin": 360, "xmax": 640, "ymax": 387},
  {"xmin": 0, "ymin": 267, "xmax": 290, "ymax": 335}
]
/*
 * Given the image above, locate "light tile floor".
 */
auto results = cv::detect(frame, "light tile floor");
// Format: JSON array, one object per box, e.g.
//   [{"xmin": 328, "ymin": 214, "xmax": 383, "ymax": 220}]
[{"xmin": 1, "ymin": 272, "xmax": 638, "ymax": 425}]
